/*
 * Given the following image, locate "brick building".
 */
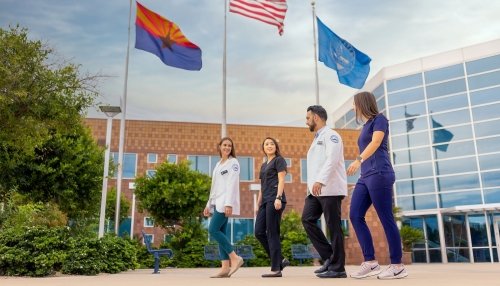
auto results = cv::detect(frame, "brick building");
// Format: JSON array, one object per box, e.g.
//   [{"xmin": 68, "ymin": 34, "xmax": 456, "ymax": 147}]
[{"xmin": 85, "ymin": 118, "xmax": 400, "ymax": 265}]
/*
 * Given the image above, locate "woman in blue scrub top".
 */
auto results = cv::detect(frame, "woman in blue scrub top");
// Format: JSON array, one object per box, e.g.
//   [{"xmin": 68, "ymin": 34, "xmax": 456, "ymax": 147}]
[{"xmin": 346, "ymin": 91, "xmax": 408, "ymax": 280}]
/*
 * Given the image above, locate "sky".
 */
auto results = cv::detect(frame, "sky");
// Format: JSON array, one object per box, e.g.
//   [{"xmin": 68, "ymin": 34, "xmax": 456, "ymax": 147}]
[{"xmin": 2, "ymin": 0, "xmax": 500, "ymax": 127}]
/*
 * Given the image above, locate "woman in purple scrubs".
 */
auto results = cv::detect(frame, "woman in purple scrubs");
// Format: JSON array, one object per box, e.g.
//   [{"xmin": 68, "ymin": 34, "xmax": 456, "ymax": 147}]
[{"xmin": 347, "ymin": 91, "xmax": 408, "ymax": 280}]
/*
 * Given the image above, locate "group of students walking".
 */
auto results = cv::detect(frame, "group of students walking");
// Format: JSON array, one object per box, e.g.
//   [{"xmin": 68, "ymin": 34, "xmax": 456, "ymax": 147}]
[{"xmin": 203, "ymin": 91, "xmax": 408, "ymax": 279}]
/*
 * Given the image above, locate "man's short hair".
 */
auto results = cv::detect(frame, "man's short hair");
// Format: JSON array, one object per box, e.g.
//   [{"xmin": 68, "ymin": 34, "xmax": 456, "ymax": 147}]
[{"xmin": 307, "ymin": 105, "xmax": 328, "ymax": 121}]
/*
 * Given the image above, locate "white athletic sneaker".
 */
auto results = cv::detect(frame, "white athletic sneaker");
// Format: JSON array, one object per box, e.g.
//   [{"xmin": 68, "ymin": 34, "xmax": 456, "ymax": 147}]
[
  {"xmin": 350, "ymin": 261, "xmax": 381, "ymax": 279},
  {"xmin": 377, "ymin": 264, "xmax": 408, "ymax": 280}
]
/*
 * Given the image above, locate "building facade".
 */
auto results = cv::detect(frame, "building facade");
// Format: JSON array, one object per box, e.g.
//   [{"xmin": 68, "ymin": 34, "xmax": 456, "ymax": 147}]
[
  {"xmin": 85, "ymin": 118, "xmax": 404, "ymax": 265},
  {"xmin": 333, "ymin": 39, "xmax": 500, "ymax": 263}
]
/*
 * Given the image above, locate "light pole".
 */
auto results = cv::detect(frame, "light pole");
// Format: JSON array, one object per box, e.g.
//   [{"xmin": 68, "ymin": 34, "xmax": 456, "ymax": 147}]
[
  {"xmin": 98, "ymin": 105, "xmax": 121, "ymax": 238},
  {"xmin": 129, "ymin": 182, "xmax": 136, "ymax": 240},
  {"xmin": 249, "ymin": 184, "xmax": 261, "ymax": 227}
]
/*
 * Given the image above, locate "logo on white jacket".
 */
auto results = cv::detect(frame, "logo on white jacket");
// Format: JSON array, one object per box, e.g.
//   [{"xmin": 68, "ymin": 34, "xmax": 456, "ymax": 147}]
[
  {"xmin": 232, "ymin": 164, "xmax": 239, "ymax": 171},
  {"xmin": 330, "ymin": 135, "xmax": 339, "ymax": 143}
]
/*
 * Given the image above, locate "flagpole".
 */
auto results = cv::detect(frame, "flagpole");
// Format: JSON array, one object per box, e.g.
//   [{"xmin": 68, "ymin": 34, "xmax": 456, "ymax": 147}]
[
  {"xmin": 115, "ymin": 0, "xmax": 133, "ymax": 234},
  {"xmin": 311, "ymin": 0, "xmax": 320, "ymax": 105},
  {"xmin": 222, "ymin": 0, "xmax": 228, "ymax": 138}
]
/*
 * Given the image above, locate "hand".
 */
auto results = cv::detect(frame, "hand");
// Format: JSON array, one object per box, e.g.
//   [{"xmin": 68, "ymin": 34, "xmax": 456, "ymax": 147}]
[
  {"xmin": 224, "ymin": 206, "xmax": 233, "ymax": 217},
  {"xmin": 347, "ymin": 160, "xmax": 361, "ymax": 176},
  {"xmin": 312, "ymin": 182, "xmax": 322, "ymax": 196},
  {"xmin": 203, "ymin": 207, "xmax": 211, "ymax": 217},
  {"xmin": 274, "ymin": 199, "xmax": 282, "ymax": 210}
]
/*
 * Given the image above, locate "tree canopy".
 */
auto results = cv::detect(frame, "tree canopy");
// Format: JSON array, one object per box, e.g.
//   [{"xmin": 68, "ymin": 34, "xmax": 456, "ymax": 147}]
[
  {"xmin": 134, "ymin": 161, "xmax": 211, "ymax": 228},
  {"xmin": 0, "ymin": 26, "xmax": 103, "ymax": 220}
]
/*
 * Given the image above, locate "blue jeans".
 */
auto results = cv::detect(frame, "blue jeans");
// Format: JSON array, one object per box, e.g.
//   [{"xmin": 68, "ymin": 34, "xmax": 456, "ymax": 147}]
[
  {"xmin": 349, "ymin": 172, "xmax": 402, "ymax": 264},
  {"xmin": 208, "ymin": 211, "xmax": 234, "ymax": 260}
]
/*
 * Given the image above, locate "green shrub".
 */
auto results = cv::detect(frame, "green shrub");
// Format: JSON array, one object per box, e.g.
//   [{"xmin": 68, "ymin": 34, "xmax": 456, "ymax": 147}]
[
  {"xmin": 0, "ymin": 226, "xmax": 70, "ymax": 276},
  {"xmin": 162, "ymin": 219, "xmax": 212, "ymax": 268},
  {"xmin": 400, "ymin": 225, "xmax": 424, "ymax": 252},
  {"xmin": 235, "ymin": 235, "xmax": 269, "ymax": 267},
  {"xmin": 61, "ymin": 235, "xmax": 138, "ymax": 275},
  {"xmin": 0, "ymin": 226, "xmax": 138, "ymax": 276},
  {"xmin": 280, "ymin": 210, "xmax": 311, "ymax": 266}
]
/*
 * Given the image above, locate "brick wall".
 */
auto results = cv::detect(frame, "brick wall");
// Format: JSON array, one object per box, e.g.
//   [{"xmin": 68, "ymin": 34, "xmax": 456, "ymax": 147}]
[{"xmin": 85, "ymin": 118, "xmax": 395, "ymax": 265}]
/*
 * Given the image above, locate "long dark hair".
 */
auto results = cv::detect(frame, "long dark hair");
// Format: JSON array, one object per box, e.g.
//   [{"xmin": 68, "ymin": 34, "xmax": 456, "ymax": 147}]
[
  {"xmin": 261, "ymin": 137, "xmax": 282, "ymax": 157},
  {"xmin": 353, "ymin": 91, "xmax": 379, "ymax": 124},
  {"xmin": 217, "ymin": 137, "xmax": 236, "ymax": 158}
]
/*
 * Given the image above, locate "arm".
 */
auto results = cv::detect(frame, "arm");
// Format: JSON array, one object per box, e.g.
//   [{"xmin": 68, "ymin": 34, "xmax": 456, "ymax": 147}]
[
  {"xmin": 255, "ymin": 190, "xmax": 262, "ymax": 215},
  {"xmin": 274, "ymin": 170, "xmax": 286, "ymax": 210},
  {"xmin": 224, "ymin": 160, "xmax": 240, "ymax": 216},
  {"xmin": 204, "ymin": 166, "xmax": 218, "ymax": 217},
  {"xmin": 347, "ymin": 131, "xmax": 384, "ymax": 176}
]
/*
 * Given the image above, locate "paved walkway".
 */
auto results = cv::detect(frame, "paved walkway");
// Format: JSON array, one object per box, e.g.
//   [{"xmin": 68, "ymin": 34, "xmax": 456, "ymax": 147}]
[{"xmin": 2, "ymin": 264, "xmax": 499, "ymax": 286}]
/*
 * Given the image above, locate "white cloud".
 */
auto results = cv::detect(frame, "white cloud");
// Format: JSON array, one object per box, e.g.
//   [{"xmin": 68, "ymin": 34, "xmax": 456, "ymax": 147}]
[{"xmin": 2, "ymin": 0, "xmax": 500, "ymax": 127}]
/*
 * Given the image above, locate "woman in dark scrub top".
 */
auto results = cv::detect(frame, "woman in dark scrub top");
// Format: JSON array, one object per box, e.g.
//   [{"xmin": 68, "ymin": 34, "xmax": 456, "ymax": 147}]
[{"xmin": 254, "ymin": 137, "xmax": 290, "ymax": 278}]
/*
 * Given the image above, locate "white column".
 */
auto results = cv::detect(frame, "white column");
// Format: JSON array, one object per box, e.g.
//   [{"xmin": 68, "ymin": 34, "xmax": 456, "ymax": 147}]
[
  {"xmin": 437, "ymin": 211, "xmax": 448, "ymax": 263},
  {"xmin": 129, "ymin": 182, "xmax": 136, "ymax": 240},
  {"xmin": 98, "ymin": 117, "xmax": 113, "ymax": 238}
]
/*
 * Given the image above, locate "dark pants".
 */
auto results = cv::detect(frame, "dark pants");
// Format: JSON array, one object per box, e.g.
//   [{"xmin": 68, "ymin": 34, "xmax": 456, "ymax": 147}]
[
  {"xmin": 349, "ymin": 172, "xmax": 402, "ymax": 264},
  {"xmin": 255, "ymin": 201, "xmax": 285, "ymax": 271},
  {"xmin": 208, "ymin": 211, "xmax": 234, "ymax": 260},
  {"xmin": 302, "ymin": 195, "xmax": 345, "ymax": 272}
]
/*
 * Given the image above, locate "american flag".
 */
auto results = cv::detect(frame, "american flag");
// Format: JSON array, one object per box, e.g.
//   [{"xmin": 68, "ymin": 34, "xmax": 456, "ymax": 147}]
[{"xmin": 229, "ymin": 0, "xmax": 288, "ymax": 35}]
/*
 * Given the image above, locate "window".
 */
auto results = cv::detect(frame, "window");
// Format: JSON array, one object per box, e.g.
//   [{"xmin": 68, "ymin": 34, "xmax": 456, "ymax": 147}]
[
  {"xmin": 427, "ymin": 93, "xmax": 468, "ymax": 114},
  {"xmin": 387, "ymin": 73, "xmax": 422, "ymax": 92},
  {"xmin": 395, "ymin": 178, "xmax": 435, "ymax": 196},
  {"xmin": 424, "ymin": 63, "xmax": 464, "ymax": 84},
  {"xmin": 111, "ymin": 153, "xmax": 137, "ymax": 179},
  {"xmin": 188, "ymin": 155, "xmax": 227, "ymax": 177},
  {"xmin": 301, "ymin": 159, "xmax": 307, "ymax": 183},
  {"xmin": 397, "ymin": 194, "xmax": 437, "ymax": 211},
  {"xmin": 388, "ymin": 102, "xmax": 426, "ymax": 121},
  {"xmin": 284, "ymin": 158, "xmax": 292, "ymax": 183},
  {"xmin": 146, "ymin": 170, "xmax": 156, "ymax": 177},
  {"xmin": 147, "ymin": 153, "xmax": 157, "ymax": 163},
  {"xmin": 144, "ymin": 217, "xmax": 154, "ymax": 227},
  {"xmin": 164, "ymin": 234, "xmax": 173, "ymax": 243},
  {"xmin": 466, "ymin": 54, "xmax": 500, "ymax": 75},
  {"xmin": 469, "ymin": 86, "xmax": 500, "ymax": 106},
  {"xmin": 426, "ymin": 78, "xmax": 466, "ymax": 99},
  {"xmin": 372, "ymin": 84, "xmax": 384, "ymax": 98},
  {"xmin": 437, "ymin": 173, "xmax": 480, "ymax": 192},
  {"xmin": 143, "ymin": 234, "xmax": 154, "ymax": 245},
  {"xmin": 239, "ymin": 157, "xmax": 254, "ymax": 181},
  {"xmin": 167, "ymin": 154, "xmax": 177, "ymax": 164},
  {"xmin": 387, "ymin": 87, "xmax": 424, "ymax": 106}
]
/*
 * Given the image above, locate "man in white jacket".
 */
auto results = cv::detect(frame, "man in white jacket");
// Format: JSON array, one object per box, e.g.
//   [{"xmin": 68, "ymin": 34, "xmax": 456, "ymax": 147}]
[{"xmin": 302, "ymin": 105, "xmax": 348, "ymax": 278}]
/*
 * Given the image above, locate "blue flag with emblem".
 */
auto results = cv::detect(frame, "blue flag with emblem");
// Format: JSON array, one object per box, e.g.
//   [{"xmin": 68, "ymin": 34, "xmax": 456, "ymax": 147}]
[{"xmin": 317, "ymin": 17, "xmax": 371, "ymax": 89}]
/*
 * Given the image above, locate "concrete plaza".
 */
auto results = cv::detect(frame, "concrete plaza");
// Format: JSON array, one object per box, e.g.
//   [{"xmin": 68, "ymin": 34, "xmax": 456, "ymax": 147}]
[{"xmin": 2, "ymin": 264, "xmax": 499, "ymax": 286}]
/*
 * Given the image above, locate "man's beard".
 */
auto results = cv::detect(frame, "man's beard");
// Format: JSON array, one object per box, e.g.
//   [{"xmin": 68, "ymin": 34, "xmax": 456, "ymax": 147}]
[{"xmin": 308, "ymin": 122, "xmax": 316, "ymax": 132}]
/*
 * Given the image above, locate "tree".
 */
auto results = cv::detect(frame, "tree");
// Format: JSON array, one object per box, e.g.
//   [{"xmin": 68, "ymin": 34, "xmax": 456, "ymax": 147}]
[
  {"xmin": 134, "ymin": 161, "xmax": 211, "ymax": 228},
  {"xmin": 400, "ymin": 225, "xmax": 424, "ymax": 252},
  {"xmin": 0, "ymin": 26, "xmax": 103, "ymax": 220},
  {"xmin": 5, "ymin": 127, "xmax": 104, "ymax": 219},
  {"xmin": 106, "ymin": 187, "xmax": 131, "ymax": 224}
]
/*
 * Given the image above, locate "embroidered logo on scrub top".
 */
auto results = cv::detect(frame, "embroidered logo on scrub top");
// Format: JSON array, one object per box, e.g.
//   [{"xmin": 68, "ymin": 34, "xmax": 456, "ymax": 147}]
[
  {"xmin": 232, "ymin": 164, "xmax": 239, "ymax": 171},
  {"xmin": 330, "ymin": 135, "xmax": 339, "ymax": 143}
]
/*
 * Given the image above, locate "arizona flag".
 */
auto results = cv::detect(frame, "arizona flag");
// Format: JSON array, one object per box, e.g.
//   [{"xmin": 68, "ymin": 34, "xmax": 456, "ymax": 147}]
[{"xmin": 135, "ymin": 2, "xmax": 202, "ymax": 70}]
